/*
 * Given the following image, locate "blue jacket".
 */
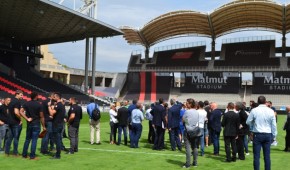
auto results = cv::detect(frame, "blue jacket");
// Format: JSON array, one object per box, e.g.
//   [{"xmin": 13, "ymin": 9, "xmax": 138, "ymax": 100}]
[
  {"xmin": 87, "ymin": 103, "xmax": 99, "ymax": 118},
  {"xmin": 168, "ymin": 103, "xmax": 182, "ymax": 128},
  {"xmin": 128, "ymin": 104, "xmax": 136, "ymax": 120},
  {"xmin": 209, "ymin": 109, "xmax": 222, "ymax": 132},
  {"xmin": 151, "ymin": 104, "xmax": 166, "ymax": 127}
]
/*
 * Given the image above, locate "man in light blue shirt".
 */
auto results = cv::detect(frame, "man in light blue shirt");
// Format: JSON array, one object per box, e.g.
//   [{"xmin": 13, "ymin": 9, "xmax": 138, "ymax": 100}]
[
  {"xmin": 246, "ymin": 96, "xmax": 277, "ymax": 170},
  {"xmin": 130, "ymin": 102, "xmax": 144, "ymax": 148},
  {"xmin": 86, "ymin": 98, "xmax": 100, "ymax": 145}
]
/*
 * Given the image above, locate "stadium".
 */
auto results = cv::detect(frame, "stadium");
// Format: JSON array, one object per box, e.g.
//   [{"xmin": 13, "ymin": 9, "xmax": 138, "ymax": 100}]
[{"xmin": 0, "ymin": 0, "xmax": 289, "ymax": 170}]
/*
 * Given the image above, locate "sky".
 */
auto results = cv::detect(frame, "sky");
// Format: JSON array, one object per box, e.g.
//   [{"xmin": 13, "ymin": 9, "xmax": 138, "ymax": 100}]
[{"xmin": 48, "ymin": 0, "xmax": 288, "ymax": 75}]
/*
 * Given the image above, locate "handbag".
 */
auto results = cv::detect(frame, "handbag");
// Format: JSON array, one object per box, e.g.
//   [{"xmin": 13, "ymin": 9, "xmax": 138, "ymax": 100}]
[{"xmin": 186, "ymin": 111, "xmax": 202, "ymax": 139}]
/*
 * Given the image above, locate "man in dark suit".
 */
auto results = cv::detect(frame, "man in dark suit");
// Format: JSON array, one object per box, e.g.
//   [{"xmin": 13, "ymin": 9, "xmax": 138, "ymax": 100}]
[
  {"xmin": 117, "ymin": 102, "xmax": 129, "ymax": 145},
  {"xmin": 284, "ymin": 106, "xmax": 290, "ymax": 152},
  {"xmin": 235, "ymin": 102, "xmax": 249, "ymax": 160},
  {"xmin": 168, "ymin": 99, "xmax": 182, "ymax": 151},
  {"xmin": 222, "ymin": 102, "xmax": 240, "ymax": 162},
  {"xmin": 209, "ymin": 102, "xmax": 222, "ymax": 156},
  {"xmin": 151, "ymin": 98, "xmax": 166, "ymax": 150}
]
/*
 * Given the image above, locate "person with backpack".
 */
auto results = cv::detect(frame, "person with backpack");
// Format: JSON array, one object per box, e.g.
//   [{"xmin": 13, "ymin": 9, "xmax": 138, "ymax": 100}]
[{"xmin": 87, "ymin": 98, "xmax": 101, "ymax": 145}]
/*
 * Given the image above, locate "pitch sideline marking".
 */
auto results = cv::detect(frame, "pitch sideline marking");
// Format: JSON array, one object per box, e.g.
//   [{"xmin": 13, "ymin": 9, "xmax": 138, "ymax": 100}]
[{"xmin": 78, "ymin": 147, "xmax": 185, "ymax": 157}]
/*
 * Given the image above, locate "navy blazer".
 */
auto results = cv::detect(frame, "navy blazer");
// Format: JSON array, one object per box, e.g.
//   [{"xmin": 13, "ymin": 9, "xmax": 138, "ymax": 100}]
[
  {"xmin": 151, "ymin": 104, "xmax": 166, "ymax": 127},
  {"xmin": 168, "ymin": 104, "xmax": 182, "ymax": 128},
  {"xmin": 209, "ymin": 109, "xmax": 222, "ymax": 132}
]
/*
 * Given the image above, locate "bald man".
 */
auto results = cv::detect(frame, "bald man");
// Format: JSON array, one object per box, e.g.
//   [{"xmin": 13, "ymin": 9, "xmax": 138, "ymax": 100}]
[
  {"xmin": 209, "ymin": 102, "xmax": 222, "ymax": 156},
  {"xmin": 284, "ymin": 106, "xmax": 290, "ymax": 152}
]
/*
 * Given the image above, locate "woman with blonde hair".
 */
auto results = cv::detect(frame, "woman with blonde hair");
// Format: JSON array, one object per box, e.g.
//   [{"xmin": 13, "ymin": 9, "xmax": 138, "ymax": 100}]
[{"xmin": 109, "ymin": 104, "xmax": 118, "ymax": 144}]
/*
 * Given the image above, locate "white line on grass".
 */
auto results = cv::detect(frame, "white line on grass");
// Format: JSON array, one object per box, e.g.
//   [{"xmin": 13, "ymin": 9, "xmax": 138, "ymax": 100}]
[{"xmin": 79, "ymin": 147, "xmax": 185, "ymax": 157}]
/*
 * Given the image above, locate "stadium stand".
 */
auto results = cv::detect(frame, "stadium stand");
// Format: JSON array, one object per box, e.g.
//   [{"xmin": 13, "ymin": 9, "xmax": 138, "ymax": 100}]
[
  {"xmin": 0, "ymin": 71, "xmax": 47, "ymax": 101},
  {"xmin": 173, "ymin": 92, "xmax": 243, "ymax": 107},
  {"xmin": 155, "ymin": 74, "xmax": 173, "ymax": 101},
  {"xmin": 13, "ymin": 69, "xmax": 90, "ymax": 102},
  {"xmin": 214, "ymin": 41, "xmax": 280, "ymax": 66},
  {"xmin": 94, "ymin": 87, "xmax": 119, "ymax": 98},
  {"xmin": 128, "ymin": 54, "xmax": 142, "ymax": 68},
  {"xmin": 146, "ymin": 46, "xmax": 208, "ymax": 68},
  {"xmin": 124, "ymin": 72, "xmax": 141, "ymax": 101}
]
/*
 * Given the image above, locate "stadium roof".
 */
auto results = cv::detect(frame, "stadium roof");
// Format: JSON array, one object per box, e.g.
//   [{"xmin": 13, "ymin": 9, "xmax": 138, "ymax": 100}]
[
  {"xmin": 121, "ymin": 0, "xmax": 288, "ymax": 47},
  {"xmin": 0, "ymin": 0, "xmax": 123, "ymax": 45}
]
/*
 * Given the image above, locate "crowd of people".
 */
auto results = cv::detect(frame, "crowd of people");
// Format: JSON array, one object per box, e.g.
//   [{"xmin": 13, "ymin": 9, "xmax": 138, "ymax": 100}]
[
  {"xmin": 1, "ymin": 89, "xmax": 290, "ymax": 170},
  {"xmin": 97, "ymin": 96, "xmax": 283, "ymax": 170},
  {"xmin": 0, "ymin": 90, "xmax": 82, "ymax": 159}
]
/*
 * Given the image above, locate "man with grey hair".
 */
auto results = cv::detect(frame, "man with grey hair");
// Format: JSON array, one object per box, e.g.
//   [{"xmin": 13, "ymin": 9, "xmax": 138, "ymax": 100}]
[
  {"xmin": 209, "ymin": 102, "xmax": 222, "ymax": 156},
  {"xmin": 168, "ymin": 98, "xmax": 182, "ymax": 151},
  {"xmin": 235, "ymin": 102, "xmax": 249, "ymax": 160}
]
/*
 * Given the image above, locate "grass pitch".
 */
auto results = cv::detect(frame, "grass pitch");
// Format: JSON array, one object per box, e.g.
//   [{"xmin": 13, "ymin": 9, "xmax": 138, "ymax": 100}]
[{"xmin": 0, "ymin": 113, "xmax": 288, "ymax": 170}]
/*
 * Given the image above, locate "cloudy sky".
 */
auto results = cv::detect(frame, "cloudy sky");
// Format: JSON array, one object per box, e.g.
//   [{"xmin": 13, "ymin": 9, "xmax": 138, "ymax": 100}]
[{"xmin": 48, "ymin": 0, "xmax": 287, "ymax": 73}]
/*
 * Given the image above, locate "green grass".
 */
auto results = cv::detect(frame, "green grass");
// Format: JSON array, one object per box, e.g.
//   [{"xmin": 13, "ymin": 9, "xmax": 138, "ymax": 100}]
[{"xmin": 0, "ymin": 114, "xmax": 288, "ymax": 170}]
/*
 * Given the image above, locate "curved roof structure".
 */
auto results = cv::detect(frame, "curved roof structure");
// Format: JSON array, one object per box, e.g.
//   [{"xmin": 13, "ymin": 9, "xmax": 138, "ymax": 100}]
[
  {"xmin": 0, "ymin": 0, "xmax": 122, "ymax": 45},
  {"xmin": 121, "ymin": 0, "xmax": 287, "ymax": 47}
]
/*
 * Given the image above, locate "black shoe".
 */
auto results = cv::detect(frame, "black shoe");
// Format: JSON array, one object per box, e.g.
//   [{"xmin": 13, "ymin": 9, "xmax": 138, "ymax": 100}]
[
  {"xmin": 224, "ymin": 159, "xmax": 231, "ymax": 162},
  {"xmin": 74, "ymin": 150, "xmax": 78, "ymax": 153},
  {"xmin": 50, "ymin": 156, "xmax": 60, "ymax": 159},
  {"xmin": 192, "ymin": 162, "xmax": 197, "ymax": 167},
  {"xmin": 41, "ymin": 151, "xmax": 51, "ymax": 155},
  {"xmin": 232, "ymin": 158, "xmax": 236, "ymax": 162}
]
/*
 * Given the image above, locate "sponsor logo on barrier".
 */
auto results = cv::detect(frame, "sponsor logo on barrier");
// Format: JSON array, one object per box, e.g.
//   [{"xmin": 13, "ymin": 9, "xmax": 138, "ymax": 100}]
[
  {"xmin": 192, "ymin": 76, "xmax": 227, "ymax": 84},
  {"xmin": 181, "ymin": 72, "xmax": 240, "ymax": 93},
  {"xmin": 234, "ymin": 50, "xmax": 262, "ymax": 56},
  {"xmin": 253, "ymin": 72, "xmax": 290, "ymax": 93},
  {"xmin": 264, "ymin": 76, "xmax": 290, "ymax": 84}
]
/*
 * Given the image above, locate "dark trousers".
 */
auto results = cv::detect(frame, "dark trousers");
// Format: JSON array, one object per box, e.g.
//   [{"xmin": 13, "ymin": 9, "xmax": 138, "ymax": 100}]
[
  {"xmin": 148, "ymin": 121, "xmax": 154, "ymax": 144},
  {"xmin": 253, "ymin": 133, "xmax": 272, "ymax": 170},
  {"xmin": 41, "ymin": 121, "xmax": 54, "ymax": 153},
  {"xmin": 22, "ymin": 125, "xmax": 40, "ymax": 159},
  {"xmin": 110, "ymin": 122, "xmax": 117, "ymax": 143},
  {"xmin": 224, "ymin": 136, "xmax": 237, "ymax": 161},
  {"xmin": 0, "ymin": 125, "xmax": 7, "ymax": 150},
  {"xmin": 210, "ymin": 130, "xmax": 220, "ymax": 155},
  {"xmin": 236, "ymin": 135, "xmax": 245, "ymax": 160},
  {"xmin": 130, "ymin": 123, "xmax": 142, "ymax": 148},
  {"xmin": 285, "ymin": 130, "xmax": 290, "ymax": 150},
  {"xmin": 117, "ymin": 125, "xmax": 127, "ymax": 145},
  {"xmin": 153, "ymin": 126, "xmax": 165, "ymax": 150},
  {"xmin": 5, "ymin": 125, "xmax": 21, "ymax": 155},
  {"xmin": 169, "ymin": 127, "xmax": 181, "ymax": 151},
  {"xmin": 52, "ymin": 125, "xmax": 63, "ymax": 158},
  {"xmin": 68, "ymin": 126, "xmax": 79, "ymax": 153}
]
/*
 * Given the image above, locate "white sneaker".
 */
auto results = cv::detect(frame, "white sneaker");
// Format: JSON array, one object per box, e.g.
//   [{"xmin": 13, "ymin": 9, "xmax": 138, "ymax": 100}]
[
  {"xmin": 246, "ymin": 153, "xmax": 250, "ymax": 156},
  {"xmin": 271, "ymin": 141, "xmax": 278, "ymax": 146}
]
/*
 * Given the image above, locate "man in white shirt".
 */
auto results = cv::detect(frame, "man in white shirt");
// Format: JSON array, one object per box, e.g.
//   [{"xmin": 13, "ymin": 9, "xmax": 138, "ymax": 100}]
[
  {"xmin": 197, "ymin": 101, "xmax": 207, "ymax": 156},
  {"xmin": 246, "ymin": 96, "xmax": 277, "ymax": 170}
]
